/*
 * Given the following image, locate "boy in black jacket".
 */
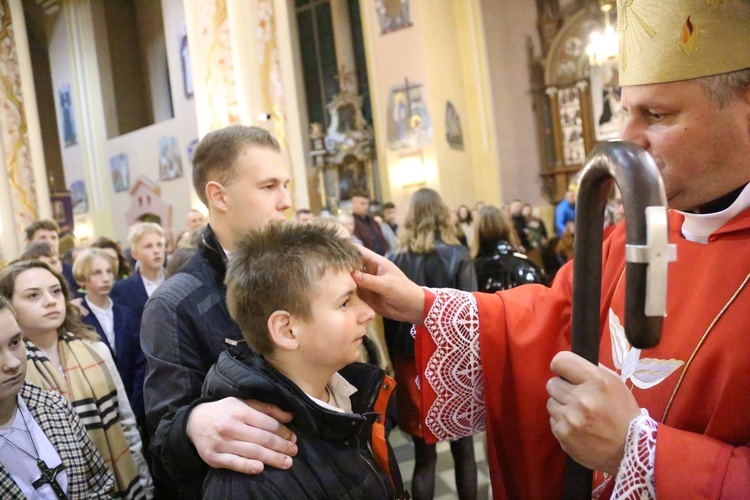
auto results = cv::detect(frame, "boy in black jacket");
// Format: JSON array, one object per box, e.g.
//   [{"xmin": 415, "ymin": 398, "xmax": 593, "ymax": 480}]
[{"xmin": 202, "ymin": 222, "xmax": 407, "ymax": 499}]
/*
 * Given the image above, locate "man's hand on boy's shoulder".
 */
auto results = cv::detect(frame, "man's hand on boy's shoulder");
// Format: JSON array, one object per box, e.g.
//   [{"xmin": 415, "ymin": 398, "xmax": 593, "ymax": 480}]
[{"xmin": 187, "ymin": 397, "xmax": 298, "ymax": 474}]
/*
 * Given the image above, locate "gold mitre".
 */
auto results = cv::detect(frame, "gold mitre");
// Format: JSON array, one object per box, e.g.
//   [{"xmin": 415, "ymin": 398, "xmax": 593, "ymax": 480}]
[{"xmin": 617, "ymin": 0, "xmax": 750, "ymax": 86}]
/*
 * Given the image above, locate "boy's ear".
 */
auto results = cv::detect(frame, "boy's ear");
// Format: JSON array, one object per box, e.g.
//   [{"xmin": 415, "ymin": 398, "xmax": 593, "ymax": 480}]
[
  {"xmin": 267, "ymin": 310, "xmax": 298, "ymax": 351},
  {"xmin": 205, "ymin": 181, "xmax": 228, "ymax": 213}
]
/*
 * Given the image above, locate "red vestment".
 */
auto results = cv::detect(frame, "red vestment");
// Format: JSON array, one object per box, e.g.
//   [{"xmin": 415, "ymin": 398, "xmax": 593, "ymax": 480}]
[{"xmin": 414, "ymin": 208, "xmax": 750, "ymax": 498}]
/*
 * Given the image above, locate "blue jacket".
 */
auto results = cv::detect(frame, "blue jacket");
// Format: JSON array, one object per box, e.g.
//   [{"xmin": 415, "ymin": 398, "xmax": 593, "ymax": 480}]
[
  {"xmin": 111, "ymin": 270, "xmax": 149, "ymax": 320},
  {"xmin": 141, "ymin": 225, "xmax": 243, "ymax": 499},
  {"xmin": 555, "ymin": 199, "xmax": 576, "ymax": 236},
  {"xmin": 81, "ymin": 297, "xmax": 146, "ymax": 422}
]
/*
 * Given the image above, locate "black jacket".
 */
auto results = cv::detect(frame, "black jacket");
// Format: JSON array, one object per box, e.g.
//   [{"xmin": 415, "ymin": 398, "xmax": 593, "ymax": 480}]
[
  {"xmin": 202, "ymin": 348, "xmax": 407, "ymax": 499},
  {"xmin": 141, "ymin": 225, "xmax": 243, "ymax": 499},
  {"xmin": 474, "ymin": 241, "xmax": 547, "ymax": 292},
  {"xmin": 384, "ymin": 240, "xmax": 477, "ymax": 358}
]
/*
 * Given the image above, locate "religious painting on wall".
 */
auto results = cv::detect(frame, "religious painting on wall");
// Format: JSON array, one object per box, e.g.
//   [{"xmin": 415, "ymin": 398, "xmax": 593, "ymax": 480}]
[
  {"xmin": 387, "ymin": 79, "xmax": 432, "ymax": 150},
  {"xmin": 375, "ymin": 0, "xmax": 413, "ymax": 34},
  {"xmin": 158, "ymin": 136, "xmax": 184, "ymax": 181},
  {"xmin": 179, "ymin": 23, "xmax": 194, "ymax": 99},
  {"xmin": 109, "ymin": 153, "xmax": 130, "ymax": 193},
  {"xmin": 557, "ymin": 86, "xmax": 585, "ymax": 166},
  {"xmin": 58, "ymin": 83, "xmax": 77, "ymax": 147},
  {"xmin": 591, "ymin": 59, "xmax": 625, "ymax": 141},
  {"xmin": 445, "ymin": 101, "xmax": 464, "ymax": 150},
  {"xmin": 70, "ymin": 180, "xmax": 88, "ymax": 214}
]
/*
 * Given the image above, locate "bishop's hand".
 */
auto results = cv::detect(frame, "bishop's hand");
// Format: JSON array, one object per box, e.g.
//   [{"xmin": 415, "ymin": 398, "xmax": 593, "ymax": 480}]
[
  {"xmin": 546, "ymin": 351, "xmax": 641, "ymax": 475},
  {"xmin": 352, "ymin": 245, "xmax": 425, "ymax": 325}
]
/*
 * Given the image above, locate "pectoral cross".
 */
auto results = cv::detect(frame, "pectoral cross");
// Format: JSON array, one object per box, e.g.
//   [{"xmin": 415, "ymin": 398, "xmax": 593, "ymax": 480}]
[{"xmin": 32, "ymin": 459, "xmax": 68, "ymax": 500}]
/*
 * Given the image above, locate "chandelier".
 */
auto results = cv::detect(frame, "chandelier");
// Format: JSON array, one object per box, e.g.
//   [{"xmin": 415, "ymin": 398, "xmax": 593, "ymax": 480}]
[{"xmin": 586, "ymin": 1, "xmax": 619, "ymax": 66}]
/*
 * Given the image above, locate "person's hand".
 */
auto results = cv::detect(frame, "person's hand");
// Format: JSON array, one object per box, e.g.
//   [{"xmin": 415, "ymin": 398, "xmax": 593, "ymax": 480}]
[
  {"xmin": 352, "ymin": 245, "xmax": 425, "ymax": 325},
  {"xmin": 186, "ymin": 397, "xmax": 297, "ymax": 474},
  {"xmin": 546, "ymin": 351, "xmax": 640, "ymax": 475},
  {"xmin": 70, "ymin": 297, "xmax": 89, "ymax": 317}
]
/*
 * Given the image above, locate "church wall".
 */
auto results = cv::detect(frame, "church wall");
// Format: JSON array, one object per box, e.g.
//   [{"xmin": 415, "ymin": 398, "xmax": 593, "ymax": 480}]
[
  {"xmin": 358, "ymin": 0, "xmax": 500, "ymax": 217},
  {"xmin": 358, "ymin": 0, "xmax": 429, "ymax": 214},
  {"xmin": 481, "ymin": 0, "xmax": 546, "ymax": 206},
  {"xmin": 43, "ymin": 0, "xmax": 199, "ymax": 246}
]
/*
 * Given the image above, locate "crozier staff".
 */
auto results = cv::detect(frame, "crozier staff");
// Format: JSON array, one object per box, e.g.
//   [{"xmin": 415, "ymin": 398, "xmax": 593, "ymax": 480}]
[{"xmin": 353, "ymin": 1, "xmax": 750, "ymax": 497}]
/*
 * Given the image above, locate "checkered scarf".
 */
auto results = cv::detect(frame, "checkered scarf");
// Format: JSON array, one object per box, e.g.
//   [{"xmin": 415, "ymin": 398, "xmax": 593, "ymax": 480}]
[{"xmin": 24, "ymin": 335, "xmax": 143, "ymax": 499}]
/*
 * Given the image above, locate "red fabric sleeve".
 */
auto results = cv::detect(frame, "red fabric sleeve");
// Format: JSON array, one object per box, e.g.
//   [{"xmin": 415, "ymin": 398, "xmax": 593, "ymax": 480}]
[{"xmin": 655, "ymin": 424, "xmax": 750, "ymax": 497}]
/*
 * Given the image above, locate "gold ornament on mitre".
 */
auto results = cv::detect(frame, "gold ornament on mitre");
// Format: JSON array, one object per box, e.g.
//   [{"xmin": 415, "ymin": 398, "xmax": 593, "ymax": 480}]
[{"xmin": 617, "ymin": 0, "xmax": 750, "ymax": 86}]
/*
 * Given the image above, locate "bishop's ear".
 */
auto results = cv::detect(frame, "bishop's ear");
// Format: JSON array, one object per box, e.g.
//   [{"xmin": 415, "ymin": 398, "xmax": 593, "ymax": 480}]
[{"xmin": 267, "ymin": 310, "xmax": 298, "ymax": 351}]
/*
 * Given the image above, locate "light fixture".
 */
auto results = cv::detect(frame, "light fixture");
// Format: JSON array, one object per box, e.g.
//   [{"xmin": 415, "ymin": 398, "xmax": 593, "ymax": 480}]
[
  {"xmin": 398, "ymin": 151, "xmax": 426, "ymax": 188},
  {"xmin": 586, "ymin": 1, "xmax": 619, "ymax": 66},
  {"xmin": 73, "ymin": 222, "xmax": 92, "ymax": 242}
]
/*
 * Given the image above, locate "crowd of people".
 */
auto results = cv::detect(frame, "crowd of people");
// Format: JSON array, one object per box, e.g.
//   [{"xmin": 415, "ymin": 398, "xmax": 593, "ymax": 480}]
[{"xmin": 0, "ymin": 1, "xmax": 748, "ymax": 498}]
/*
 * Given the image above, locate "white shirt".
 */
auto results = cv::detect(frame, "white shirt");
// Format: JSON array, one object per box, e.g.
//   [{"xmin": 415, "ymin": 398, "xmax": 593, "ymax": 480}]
[
  {"xmin": 677, "ymin": 183, "xmax": 750, "ymax": 244},
  {"xmin": 141, "ymin": 271, "xmax": 165, "ymax": 297},
  {"xmin": 0, "ymin": 397, "xmax": 68, "ymax": 499},
  {"xmin": 306, "ymin": 373, "xmax": 358, "ymax": 414},
  {"xmin": 87, "ymin": 297, "xmax": 116, "ymax": 355}
]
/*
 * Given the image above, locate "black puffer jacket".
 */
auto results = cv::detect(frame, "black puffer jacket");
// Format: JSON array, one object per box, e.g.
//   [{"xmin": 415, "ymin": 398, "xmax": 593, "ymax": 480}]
[
  {"xmin": 202, "ymin": 347, "xmax": 408, "ymax": 499},
  {"xmin": 474, "ymin": 241, "xmax": 548, "ymax": 292},
  {"xmin": 384, "ymin": 240, "xmax": 477, "ymax": 358}
]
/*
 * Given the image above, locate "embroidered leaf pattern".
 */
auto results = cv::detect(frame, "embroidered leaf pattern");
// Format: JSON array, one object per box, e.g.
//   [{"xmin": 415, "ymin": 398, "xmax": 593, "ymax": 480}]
[{"xmin": 609, "ymin": 308, "xmax": 684, "ymax": 389}]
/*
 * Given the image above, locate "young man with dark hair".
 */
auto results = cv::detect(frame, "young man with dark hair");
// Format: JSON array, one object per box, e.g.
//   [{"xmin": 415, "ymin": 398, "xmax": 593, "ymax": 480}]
[
  {"xmin": 351, "ymin": 191, "xmax": 389, "ymax": 256},
  {"xmin": 203, "ymin": 222, "xmax": 404, "ymax": 498},
  {"xmin": 140, "ymin": 125, "xmax": 295, "ymax": 498}
]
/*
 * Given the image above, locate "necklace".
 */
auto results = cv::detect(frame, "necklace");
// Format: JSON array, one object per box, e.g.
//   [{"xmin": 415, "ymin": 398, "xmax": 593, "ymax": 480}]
[{"xmin": 0, "ymin": 406, "xmax": 68, "ymax": 500}]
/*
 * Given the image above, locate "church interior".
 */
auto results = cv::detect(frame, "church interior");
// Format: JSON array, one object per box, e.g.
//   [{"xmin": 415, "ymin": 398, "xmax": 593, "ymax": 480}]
[{"xmin": 0, "ymin": 0, "xmax": 624, "ymax": 262}]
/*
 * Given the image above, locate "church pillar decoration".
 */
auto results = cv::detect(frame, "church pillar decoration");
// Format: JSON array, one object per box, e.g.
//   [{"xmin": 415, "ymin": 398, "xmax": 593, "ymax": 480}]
[
  {"xmin": 186, "ymin": 0, "xmax": 240, "ymax": 135},
  {"xmin": 253, "ymin": 0, "xmax": 288, "ymax": 155},
  {"xmin": 185, "ymin": 0, "xmax": 309, "ymax": 209},
  {"xmin": 0, "ymin": 0, "xmax": 47, "ymax": 261}
]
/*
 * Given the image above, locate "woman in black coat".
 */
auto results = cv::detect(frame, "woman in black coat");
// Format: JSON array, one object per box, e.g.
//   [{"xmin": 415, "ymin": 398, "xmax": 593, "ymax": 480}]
[
  {"xmin": 472, "ymin": 205, "xmax": 547, "ymax": 292},
  {"xmin": 384, "ymin": 188, "xmax": 478, "ymax": 500}
]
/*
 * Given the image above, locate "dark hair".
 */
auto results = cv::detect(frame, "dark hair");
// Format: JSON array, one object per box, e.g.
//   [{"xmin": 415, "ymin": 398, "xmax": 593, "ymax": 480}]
[
  {"xmin": 383, "ymin": 202, "xmax": 396, "ymax": 210},
  {"xmin": 295, "ymin": 208, "xmax": 312, "ymax": 217},
  {"xmin": 192, "ymin": 126, "xmax": 281, "ymax": 206},
  {"xmin": 0, "ymin": 261, "xmax": 98, "ymax": 342},
  {"xmin": 350, "ymin": 190, "xmax": 370, "ymax": 200},
  {"xmin": 226, "ymin": 222, "xmax": 361, "ymax": 355},
  {"xmin": 166, "ymin": 248, "xmax": 198, "ymax": 278},
  {"xmin": 456, "ymin": 205, "xmax": 473, "ymax": 225},
  {"xmin": 91, "ymin": 237, "xmax": 132, "ymax": 278},
  {"xmin": 24, "ymin": 220, "xmax": 59, "ymax": 241},
  {"xmin": 18, "ymin": 241, "xmax": 56, "ymax": 261}
]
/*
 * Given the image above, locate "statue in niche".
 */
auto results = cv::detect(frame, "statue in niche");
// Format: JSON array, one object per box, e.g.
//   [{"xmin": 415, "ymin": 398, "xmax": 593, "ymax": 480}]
[{"xmin": 309, "ymin": 67, "xmax": 376, "ymax": 209}]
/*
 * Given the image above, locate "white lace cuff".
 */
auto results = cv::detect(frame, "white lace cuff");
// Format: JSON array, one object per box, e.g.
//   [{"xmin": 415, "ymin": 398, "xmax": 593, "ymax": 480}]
[
  {"xmin": 611, "ymin": 408, "xmax": 657, "ymax": 499},
  {"xmin": 421, "ymin": 288, "xmax": 486, "ymax": 441}
]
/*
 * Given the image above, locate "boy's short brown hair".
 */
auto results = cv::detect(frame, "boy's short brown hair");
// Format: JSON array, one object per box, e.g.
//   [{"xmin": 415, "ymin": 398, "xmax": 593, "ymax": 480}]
[
  {"xmin": 24, "ymin": 219, "xmax": 59, "ymax": 241},
  {"xmin": 226, "ymin": 221, "xmax": 361, "ymax": 355},
  {"xmin": 72, "ymin": 248, "xmax": 116, "ymax": 285},
  {"xmin": 18, "ymin": 241, "xmax": 56, "ymax": 261},
  {"xmin": 192, "ymin": 125, "xmax": 281, "ymax": 207}
]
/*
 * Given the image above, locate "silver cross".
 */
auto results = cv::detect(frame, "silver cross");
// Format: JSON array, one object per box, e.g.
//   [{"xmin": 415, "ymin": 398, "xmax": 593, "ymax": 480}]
[{"xmin": 625, "ymin": 206, "xmax": 678, "ymax": 317}]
